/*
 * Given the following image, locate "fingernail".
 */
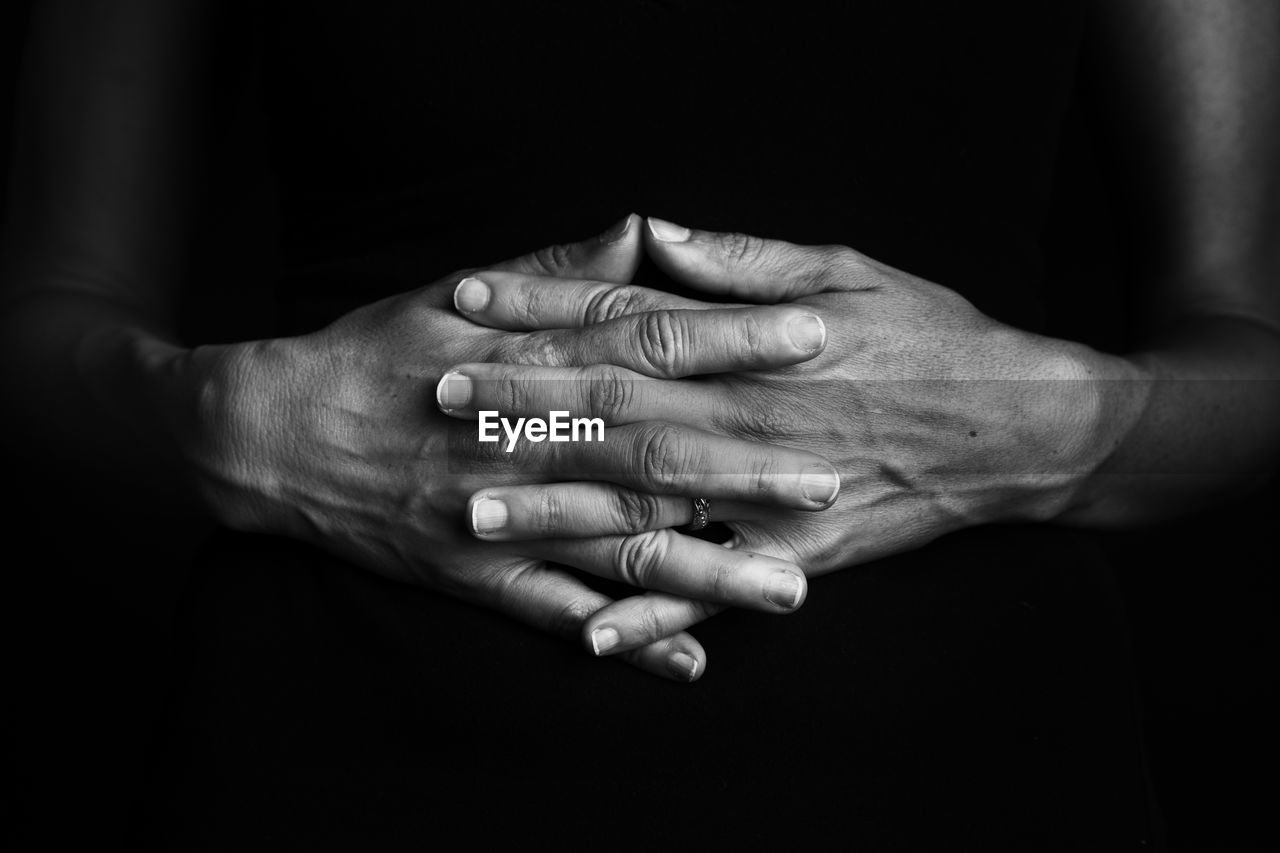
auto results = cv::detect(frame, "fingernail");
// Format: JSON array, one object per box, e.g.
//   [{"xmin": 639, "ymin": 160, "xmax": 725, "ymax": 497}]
[
  {"xmin": 667, "ymin": 651, "xmax": 700, "ymax": 682},
  {"xmin": 800, "ymin": 465, "xmax": 840, "ymax": 505},
  {"xmin": 591, "ymin": 626, "xmax": 621, "ymax": 656},
  {"xmin": 788, "ymin": 314, "xmax": 826, "ymax": 353},
  {"xmin": 599, "ymin": 213, "xmax": 633, "ymax": 244},
  {"xmin": 454, "ymin": 277, "xmax": 490, "ymax": 314},
  {"xmin": 470, "ymin": 497, "xmax": 508, "ymax": 534},
  {"xmin": 764, "ymin": 570, "xmax": 804, "ymax": 610},
  {"xmin": 647, "ymin": 217, "xmax": 691, "ymax": 243},
  {"xmin": 435, "ymin": 372, "xmax": 472, "ymax": 411}
]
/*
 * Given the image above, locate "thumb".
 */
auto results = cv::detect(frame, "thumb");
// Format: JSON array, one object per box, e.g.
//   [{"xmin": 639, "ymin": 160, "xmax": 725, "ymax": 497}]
[
  {"xmin": 491, "ymin": 213, "xmax": 644, "ymax": 284},
  {"xmin": 643, "ymin": 217, "xmax": 861, "ymax": 302}
]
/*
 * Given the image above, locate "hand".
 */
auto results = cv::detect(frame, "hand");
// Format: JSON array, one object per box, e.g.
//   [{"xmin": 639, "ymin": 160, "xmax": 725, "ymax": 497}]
[
  {"xmin": 444, "ymin": 218, "xmax": 1132, "ymax": 592},
  {"xmin": 171, "ymin": 216, "xmax": 837, "ymax": 680}
]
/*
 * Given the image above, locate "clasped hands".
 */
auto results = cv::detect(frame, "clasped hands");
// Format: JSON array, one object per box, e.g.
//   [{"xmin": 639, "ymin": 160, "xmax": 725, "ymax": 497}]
[{"xmin": 187, "ymin": 214, "xmax": 1125, "ymax": 682}]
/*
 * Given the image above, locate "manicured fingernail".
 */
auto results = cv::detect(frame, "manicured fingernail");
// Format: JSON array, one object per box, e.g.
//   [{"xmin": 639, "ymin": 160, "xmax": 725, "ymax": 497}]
[
  {"xmin": 470, "ymin": 497, "xmax": 508, "ymax": 534},
  {"xmin": 800, "ymin": 465, "xmax": 840, "ymax": 505},
  {"xmin": 788, "ymin": 314, "xmax": 826, "ymax": 353},
  {"xmin": 599, "ymin": 213, "xmax": 633, "ymax": 244},
  {"xmin": 764, "ymin": 570, "xmax": 804, "ymax": 610},
  {"xmin": 435, "ymin": 372, "xmax": 472, "ymax": 411},
  {"xmin": 454, "ymin": 277, "xmax": 490, "ymax": 314},
  {"xmin": 647, "ymin": 217, "xmax": 691, "ymax": 243},
  {"xmin": 591, "ymin": 626, "xmax": 621, "ymax": 656},
  {"xmin": 667, "ymin": 651, "xmax": 700, "ymax": 682}
]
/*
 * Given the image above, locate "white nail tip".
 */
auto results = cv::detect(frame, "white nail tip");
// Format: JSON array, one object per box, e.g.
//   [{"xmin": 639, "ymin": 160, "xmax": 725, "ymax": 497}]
[
  {"xmin": 647, "ymin": 217, "xmax": 692, "ymax": 243},
  {"xmin": 434, "ymin": 373, "xmax": 454, "ymax": 411}
]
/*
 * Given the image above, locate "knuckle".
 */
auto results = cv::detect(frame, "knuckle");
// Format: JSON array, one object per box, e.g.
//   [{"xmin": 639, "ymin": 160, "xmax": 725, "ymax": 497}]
[
  {"xmin": 449, "ymin": 419, "xmax": 507, "ymax": 465},
  {"xmin": 784, "ymin": 247, "xmax": 836, "ymax": 290},
  {"xmin": 494, "ymin": 375, "xmax": 533, "ymax": 415},
  {"xmin": 634, "ymin": 423, "xmax": 691, "ymax": 491},
  {"xmin": 634, "ymin": 601, "xmax": 669, "ymax": 642},
  {"xmin": 824, "ymin": 245, "xmax": 858, "ymax": 276},
  {"xmin": 637, "ymin": 311, "xmax": 687, "ymax": 377},
  {"xmin": 468, "ymin": 433, "xmax": 511, "ymax": 466},
  {"xmin": 532, "ymin": 489, "xmax": 562, "ymax": 536},
  {"xmin": 827, "ymin": 245, "xmax": 879, "ymax": 289},
  {"xmin": 585, "ymin": 365, "xmax": 634, "ymax": 422},
  {"xmin": 750, "ymin": 452, "xmax": 782, "ymax": 499},
  {"xmin": 434, "ymin": 569, "xmax": 474, "ymax": 602},
  {"xmin": 398, "ymin": 290, "xmax": 439, "ymax": 328},
  {"xmin": 712, "ymin": 387, "xmax": 795, "ymax": 439},
  {"xmin": 614, "ymin": 530, "xmax": 670, "ymax": 588},
  {"xmin": 583, "ymin": 286, "xmax": 645, "ymax": 325},
  {"xmin": 532, "ymin": 242, "xmax": 575, "ymax": 276},
  {"xmin": 507, "ymin": 284, "xmax": 542, "ymax": 327},
  {"xmin": 612, "ymin": 488, "xmax": 663, "ymax": 534},
  {"xmin": 499, "ymin": 332, "xmax": 571, "ymax": 368},
  {"xmin": 478, "ymin": 565, "xmax": 521, "ymax": 611},
  {"xmin": 831, "ymin": 244, "xmax": 863, "ymax": 267},
  {"xmin": 486, "ymin": 334, "xmax": 525, "ymax": 364},
  {"xmin": 471, "ymin": 432, "xmax": 509, "ymax": 466},
  {"xmin": 548, "ymin": 594, "xmax": 598, "ymax": 640},
  {"xmin": 708, "ymin": 561, "xmax": 734, "ymax": 601},
  {"xmin": 738, "ymin": 311, "xmax": 767, "ymax": 357},
  {"xmin": 718, "ymin": 231, "xmax": 765, "ymax": 266}
]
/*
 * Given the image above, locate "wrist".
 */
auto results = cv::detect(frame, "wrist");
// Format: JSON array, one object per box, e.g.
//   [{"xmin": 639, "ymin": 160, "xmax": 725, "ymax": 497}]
[
  {"xmin": 169, "ymin": 337, "xmax": 299, "ymax": 533},
  {"xmin": 75, "ymin": 322, "xmax": 192, "ymax": 452},
  {"xmin": 97, "ymin": 328, "xmax": 291, "ymax": 533},
  {"xmin": 58, "ymin": 323, "xmax": 231, "ymax": 518},
  {"xmin": 1010, "ymin": 338, "xmax": 1152, "ymax": 523}
]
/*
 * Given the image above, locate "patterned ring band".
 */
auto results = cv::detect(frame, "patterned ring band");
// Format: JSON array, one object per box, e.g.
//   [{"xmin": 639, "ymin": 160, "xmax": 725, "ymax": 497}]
[{"xmin": 687, "ymin": 497, "xmax": 711, "ymax": 532}]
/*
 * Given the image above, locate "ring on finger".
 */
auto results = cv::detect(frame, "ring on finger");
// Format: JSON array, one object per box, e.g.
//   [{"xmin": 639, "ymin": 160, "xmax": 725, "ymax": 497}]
[{"xmin": 686, "ymin": 497, "xmax": 711, "ymax": 532}]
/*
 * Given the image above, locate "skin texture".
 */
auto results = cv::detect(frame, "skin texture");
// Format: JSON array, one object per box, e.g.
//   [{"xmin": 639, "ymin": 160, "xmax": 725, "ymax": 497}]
[
  {"xmin": 0, "ymin": 2, "xmax": 840, "ymax": 680},
  {"xmin": 2, "ymin": 0, "xmax": 1278, "ymax": 677},
  {"xmin": 441, "ymin": 0, "xmax": 1280, "ymax": 648},
  {"xmin": 177, "ymin": 222, "xmax": 835, "ymax": 672},
  {"xmin": 441, "ymin": 226, "xmax": 1126, "ymax": 642}
]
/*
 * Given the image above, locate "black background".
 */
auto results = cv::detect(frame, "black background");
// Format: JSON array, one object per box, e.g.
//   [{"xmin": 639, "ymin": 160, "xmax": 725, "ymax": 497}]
[{"xmin": 2, "ymin": 2, "xmax": 1276, "ymax": 849}]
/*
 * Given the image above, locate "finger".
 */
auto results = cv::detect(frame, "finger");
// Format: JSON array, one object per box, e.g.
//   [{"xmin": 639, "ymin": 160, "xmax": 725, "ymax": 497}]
[
  {"xmin": 728, "ymin": 521, "xmax": 860, "ymax": 579},
  {"xmin": 453, "ymin": 270, "xmax": 713, "ymax": 331},
  {"xmin": 436, "ymin": 369, "xmax": 842, "ymax": 510},
  {"xmin": 587, "ymin": 594, "xmax": 726, "ymax": 667},
  {"xmin": 466, "ymin": 484, "xmax": 765, "ymax": 541},
  {"xmin": 488, "ymin": 213, "xmax": 644, "ymax": 284},
  {"xmin": 435, "ymin": 363, "xmax": 722, "ymax": 426},
  {"xmin": 498, "ymin": 304, "xmax": 828, "ymax": 379},
  {"xmin": 644, "ymin": 216, "xmax": 874, "ymax": 301},
  {"xmin": 521, "ymin": 421, "xmax": 840, "ymax": 511},
  {"xmin": 480, "ymin": 559, "xmax": 707, "ymax": 682},
  {"xmin": 613, "ymin": 624, "xmax": 710, "ymax": 682},
  {"xmin": 523, "ymin": 530, "xmax": 808, "ymax": 615}
]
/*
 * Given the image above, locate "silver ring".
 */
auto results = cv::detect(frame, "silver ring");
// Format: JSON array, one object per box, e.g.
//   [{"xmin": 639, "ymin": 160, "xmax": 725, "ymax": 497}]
[{"xmin": 687, "ymin": 497, "xmax": 711, "ymax": 532}]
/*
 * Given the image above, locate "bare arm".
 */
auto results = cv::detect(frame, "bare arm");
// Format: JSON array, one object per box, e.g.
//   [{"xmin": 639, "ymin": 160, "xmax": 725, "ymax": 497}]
[
  {"xmin": 1060, "ymin": 0, "xmax": 1280, "ymax": 524},
  {"xmin": 0, "ymin": 0, "xmax": 227, "ymax": 502}
]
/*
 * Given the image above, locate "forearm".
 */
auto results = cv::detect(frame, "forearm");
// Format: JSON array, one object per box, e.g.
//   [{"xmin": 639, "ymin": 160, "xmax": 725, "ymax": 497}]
[
  {"xmin": 0, "ymin": 285, "xmax": 203, "ymax": 510},
  {"xmin": 1061, "ymin": 0, "xmax": 1280, "ymax": 526},
  {"xmin": 1057, "ymin": 315, "xmax": 1280, "ymax": 526}
]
